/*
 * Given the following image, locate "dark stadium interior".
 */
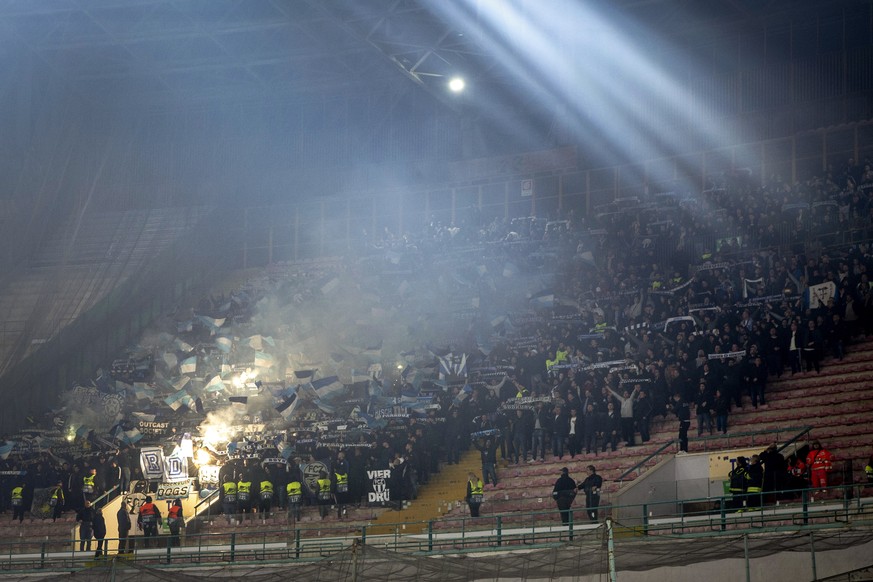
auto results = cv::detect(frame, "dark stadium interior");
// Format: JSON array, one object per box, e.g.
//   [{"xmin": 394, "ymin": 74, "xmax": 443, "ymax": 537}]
[{"xmin": 1, "ymin": 1, "xmax": 873, "ymax": 579}]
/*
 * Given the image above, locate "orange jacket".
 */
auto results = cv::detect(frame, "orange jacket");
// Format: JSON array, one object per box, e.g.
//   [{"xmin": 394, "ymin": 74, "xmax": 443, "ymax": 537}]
[{"xmin": 806, "ymin": 449, "xmax": 832, "ymax": 472}]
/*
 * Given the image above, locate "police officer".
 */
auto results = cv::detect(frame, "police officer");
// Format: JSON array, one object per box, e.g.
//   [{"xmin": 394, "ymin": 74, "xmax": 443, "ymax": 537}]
[
  {"xmin": 316, "ymin": 471, "xmax": 332, "ymax": 520},
  {"xmin": 237, "ymin": 475, "xmax": 253, "ymax": 520},
  {"xmin": 465, "ymin": 472, "xmax": 484, "ymax": 517},
  {"xmin": 10, "ymin": 482, "xmax": 25, "ymax": 523},
  {"xmin": 259, "ymin": 478, "xmax": 274, "ymax": 517},
  {"xmin": 138, "ymin": 495, "xmax": 162, "ymax": 548},
  {"xmin": 552, "ymin": 467, "xmax": 577, "ymax": 525},
  {"xmin": 578, "ymin": 465, "xmax": 603, "ymax": 521},
  {"xmin": 286, "ymin": 479, "xmax": 303, "ymax": 521},
  {"xmin": 728, "ymin": 456, "xmax": 749, "ymax": 510},
  {"xmin": 221, "ymin": 476, "xmax": 237, "ymax": 523}
]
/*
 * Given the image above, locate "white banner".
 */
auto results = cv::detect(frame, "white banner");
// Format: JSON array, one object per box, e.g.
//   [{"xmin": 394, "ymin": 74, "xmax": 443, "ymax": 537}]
[
  {"xmin": 198, "ymin": 465, "xmax": 220, "ymax": 486},
  {"xmin": 139, "ymin": 447, "xmax": 164, "ymax": 481},
  {"xmin": 156, "ymin": 480, "xmax": 192, "ymax": 501},
  {"xmin": 163, "ymin": 448, "xmax": 189, "ymax": 483}
]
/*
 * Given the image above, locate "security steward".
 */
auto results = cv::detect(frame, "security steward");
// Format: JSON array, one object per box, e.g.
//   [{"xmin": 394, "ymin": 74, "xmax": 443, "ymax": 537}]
[
  {"xmin": 334, "ymin": 470, "xmax": 349, "ymax": 519},
  {"xmin": 137, "ymin": 495, "xmax": 162, "ymax": 548},
  {"xmin": 286, "ymin": 480, "xmax": 303, "ymax": 521},
  {"xmin": 316, "ymin": 471, "xmax": 332, "ymax": 520},
  {"xmin": 237, "ymin": 476, "xmax": 253, "ymax": 519},
  {"xmin": 259, "ymin": 478, "xmax": 274, "ymax": 516},
  {"xmin": 221, "ymin": 477, "xmax": 237, "ymax": 523},
  {"xmin": 166, "ymin": 499, "xmax": 183, "ymax": 547},
  {"xmin": 82, "ymin": 468, "xmax": 98, "ymax": 502},
  {"xmin": 11, "ymin": 483, "xmax": 26, "ymax": 523},
  {"xmin": 465, "ymin": 472, "xmax": 484, "ymax": 517},
  {"xmin": 50, "ymin": 480, "xmax": 65, "ymax": 522}
]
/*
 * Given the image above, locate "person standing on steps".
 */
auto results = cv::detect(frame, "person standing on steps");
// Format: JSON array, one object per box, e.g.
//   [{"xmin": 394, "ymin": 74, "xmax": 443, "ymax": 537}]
[
  {"xmin": 475, "ymin": 436, "xmax": 499, "ymax": 488},
  {"xmin": 805, "ymin": 440, "xmax": 834, "ymax": 492},
  {"xmin": 167, "ymin": 498, "xmax": 183, "ymax": 547},
  {"xmin": 578, "ymin": 465, "xmax": 603, "ymax": 521},
  {"xmin": 552, "ymin": 467, "xmax": 577, "ymax": 525},
  {"xmin": 668, "ymin": 392, "xmax": 691, "ymax": 453},
  {"xmin": 92, "ymin": 507, "xmax": 107, "ymax": 558},
  {"xmin": 728, "ymin": 456, "xmax": 749, "ymax": 510},
  {"xmin": 116, "ymin": 498, "xmax": 131, "ymax": 553},
  {"xmin": 466, "ymin": 472, "xmax": 484, "ymax": 518},
  {"xmin": 10, "ymin": 482, "xmax": 25, "ymax": 524}
]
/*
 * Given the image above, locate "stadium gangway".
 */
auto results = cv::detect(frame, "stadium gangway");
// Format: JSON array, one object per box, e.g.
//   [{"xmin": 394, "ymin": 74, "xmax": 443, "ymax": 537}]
[
  {"xmin": 615, "ymin": 425, "xmax": 813, "ymax": 483},
  {"xmin": 1, "ymin": 482, "xmax": 871, "ymax": 573}
]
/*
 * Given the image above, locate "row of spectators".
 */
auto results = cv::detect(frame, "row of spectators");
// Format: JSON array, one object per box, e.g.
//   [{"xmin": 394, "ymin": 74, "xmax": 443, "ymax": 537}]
[{"xmin": 4, "ymin": 155, "xmax": 873, "ymax": 524}]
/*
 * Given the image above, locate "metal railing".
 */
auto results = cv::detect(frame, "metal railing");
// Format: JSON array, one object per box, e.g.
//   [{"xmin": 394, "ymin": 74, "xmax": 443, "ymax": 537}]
[
  {"xmin": 615, "ymin": 426, "xmax": 813, "ymax": 483},
  {"xmin": 2, "ymin": 482, "xmax": 871, "ymax": 573}
]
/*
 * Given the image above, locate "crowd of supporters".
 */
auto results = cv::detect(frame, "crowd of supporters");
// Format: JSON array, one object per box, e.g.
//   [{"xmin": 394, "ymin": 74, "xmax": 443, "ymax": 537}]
[{"xmin": 3, "ymin": 156, "xmax": 873, "ymax": 525}]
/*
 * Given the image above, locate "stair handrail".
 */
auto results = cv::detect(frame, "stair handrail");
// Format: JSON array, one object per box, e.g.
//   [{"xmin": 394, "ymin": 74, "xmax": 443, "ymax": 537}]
[
  {"xmin": 615, "ymin": 440, "xmax": 675, "ymax": 482},
  {"xmin": 92, "ymin": 484, "xmax": 120, "ymax": 509},
  {"xmin": 776, "ymin": 425, "xmax": 814, "ymax": 455},
  {"xmin": 615, "ymin": 425, "xmax": 815, "ymax": 482},
  {"xmin": 192, "ymin": 487, "xmax": 221, "ymax": 518}
]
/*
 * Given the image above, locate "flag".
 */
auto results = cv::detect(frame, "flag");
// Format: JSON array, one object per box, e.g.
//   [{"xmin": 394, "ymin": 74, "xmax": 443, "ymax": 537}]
[
  {"xmin": 529, "ymin": 290, "xmax": 555, "ymax": 308},
  {"xmin": 133, "ymin": 383, "xmax": 154, "ymax": 400},
  {"xmin": 115, "ymin": 427, "xmax": 143, "ymax": 445},
  {"xmin": 245, "ymin": 335, "xmax": 265, "ymax": 350},
  {"xmin": 180, "ymin": 356, "xmax": 197, "ymax": 374},
  {"xmin": 165, "ymin": 389, "xmax": 192, "ymax": 411},
  {"xmin": 807, "ymin": 281, "xmax": 837, "ymax": 309},
  {"xmin": 132, "ymin": 412, "xmax": 156, "ymax": 422},
  {"xmin": 276, "ymin": 392, "xmax": 299, "ymax": 419},
  {"xmin": 197, "ymin": 315, "xmax": 226, "ymax": 330},
  {"xmin": 0, "ymin": 442, "xmax": 14, "ymax": 460},
  {"xmin": 313, "ymin": 400, "xmax": 336, "ymax": 414},
  {"xmin": 229, "ymin": 396, "xmax": 248, "ymax": 412},
  {"xmin": 453, "ymin": 384, "xmax": 473, "ymax": 406},
  {"xmin": 174, "ymin": 338, "xmax": 194, "ymax": 353},
  {"xmin": 312, "ymin": 376, "xmax": 345, "ymax": 401},
  {"xmin": 255, "ymin": 351, "xmax": 276, "ymax": 368},
  {"xmin": 578, "ymin": 251, "xmax": 595, "ymax": 267},
  {"xmin": 205, "ymin": 375, "xmax": 225, "ymax": 393},
  {"xmin": 215, "ymin": 337, "xmax": 233, "ymax": 353},
  {"xmin": 438, "ymin": 353, "xmax": 467, "ymax": 379}
]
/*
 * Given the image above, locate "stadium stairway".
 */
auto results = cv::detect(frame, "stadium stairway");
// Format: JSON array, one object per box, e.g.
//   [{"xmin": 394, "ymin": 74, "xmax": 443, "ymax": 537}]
[
  {"xmin": 437, "ymin": 339, "xmax": 873, "ymax": 521},
  {"xmin": 366, "ymin": 449, "xmax": 482, "ymax": 534}
]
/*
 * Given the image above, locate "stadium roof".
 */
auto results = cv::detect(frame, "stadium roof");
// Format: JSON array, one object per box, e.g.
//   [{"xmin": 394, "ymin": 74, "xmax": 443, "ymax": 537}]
[{"xmin": 0, "ymin": 0, "xmax": 845, "ymax": 113}]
